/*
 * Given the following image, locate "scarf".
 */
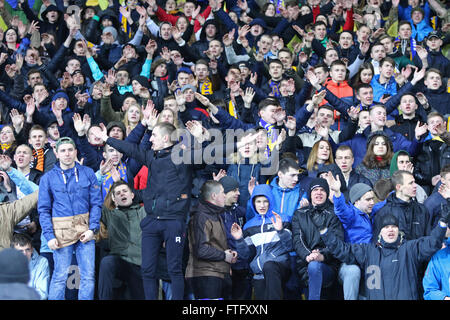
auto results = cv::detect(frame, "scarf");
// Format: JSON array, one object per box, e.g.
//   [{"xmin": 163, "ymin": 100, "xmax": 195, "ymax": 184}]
[
  {"xmin": 269, "ymin": 80, "xmax": 281, "ymax": 98},
  {"xmin": 102, "ymin": 162, "xmax": 128, "ymax": 198},
  {"xmin": 120, "ymin": 6, "xmax": 132, "ymax": 39},
  {"xmin": 260, "ymin": 119, "xmax": 278, "ymax": 154},
  {"xmin": 395, "ymin": 37, "xmax": 417, "ymax": 60},
  {"xmin": 1, "ymin": 142, "xmax": 12, "ymax": 152},
  {"xmin": 32, "ymin": 148, "xmax": 45, "ymax": 172},
  {"xmin": 200, "ymin": 78, "xmax": 213, "ymax": 95},
  {"xmin": 228, "ymin": 100, "xmax": 238, "ymax": 119}
]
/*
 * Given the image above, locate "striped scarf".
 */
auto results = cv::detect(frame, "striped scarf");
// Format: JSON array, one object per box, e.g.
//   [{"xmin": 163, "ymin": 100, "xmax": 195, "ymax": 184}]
[
  {"xmin": 200, "ymin": 78, "xmax": 213, "ymax": 95},
  {"xmin": 102, "ymin": 162, "xmax": 128, "ymax": 198},
  {"xmin": 120, "ymin": 6, "xmax": 133, "ymax": 39},
  {"xmin": 260, "ymin": 119, "xmax": 278, "ymax": 154},
  {"xmin": 395, "ymin": 37, "xmax": 417, "ymax": 60},
  {"xmin": 228, "ymin": 100, "xmax": 238, "ymax": 119},
  {"xmin": 32, "ymin": 148, "xmax": 45, "ymax": 172}
]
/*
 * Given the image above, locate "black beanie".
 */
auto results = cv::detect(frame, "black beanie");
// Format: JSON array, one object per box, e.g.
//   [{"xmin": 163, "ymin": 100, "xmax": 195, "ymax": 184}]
[
  {"xmin": 132, "ymin": 75, "xmax": 150, "ymax": 89},
  {"xmin": 307, "ymin": 178, "xmax": 329, "ymax": 201},
  {"xmin": 380, "ymin": 214, "xmax": 399, "ymax": 230},
  {"xmin": 219, "ymin": 176, "xmax": 239, "ymax": 193},
  {"xmin": 0, "ymin": 248, "xmax": 30, "ymax": 284}
]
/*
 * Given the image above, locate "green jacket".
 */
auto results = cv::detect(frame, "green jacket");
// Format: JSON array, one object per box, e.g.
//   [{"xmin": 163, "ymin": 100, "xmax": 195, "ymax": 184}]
[{"xmin": 101, "ymin": 203, "xmax": 146, "ymax": 266}]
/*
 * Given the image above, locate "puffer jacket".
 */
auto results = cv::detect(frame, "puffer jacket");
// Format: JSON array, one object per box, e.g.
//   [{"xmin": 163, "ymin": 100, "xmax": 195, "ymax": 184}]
[
  {"xmin": 291, "ymin": 200, "xmax": 345, "ymax": 284},
  {"xmin": 234, "ymin": 185, "xmax": 292, "ymax": 280}
]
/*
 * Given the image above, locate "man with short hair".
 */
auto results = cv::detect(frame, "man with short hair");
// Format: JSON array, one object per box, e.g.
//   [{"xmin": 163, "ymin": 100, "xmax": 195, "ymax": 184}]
[
  {"xmin": 415, "ymin": 112, "xmax": 450, "ymax": 193},
  {"xmin": 98, "ymin": 122, "xmax": 201, "ymax": 300},
  {"xmin": 38, "ymin": 137, "xmax": 102, "ymax": 300},
  {"xmin": 28, "ymin": 124, "xmax": 57, "ymax": 173},
  {"xmin": 374, "ymin": 170, "xmax": 432, "ymax": 240},
  {"xmin": 324, "ymin": 172, "xmax": 375, "ymax": 300},
  {"xmin": 98, "ymin": 180, "xmax": 146, "ymax": 300},
  {"xmin": 334, "ymin": 145, "xmax": 372, "ymax": 192},
  {"xmin": 186, "ymin": 180, "xmax": 236, "ymax": 300},
  {"xmin": 390, "ymin": 93, "xmax": 427, "ymax": 141},
  {"xmin": 12, "ymin": 233, "xmax": 50, "ymax": 300},
  {"xmin": 370, "ymin": 57, "xmax": 398, "ymax": 102}
]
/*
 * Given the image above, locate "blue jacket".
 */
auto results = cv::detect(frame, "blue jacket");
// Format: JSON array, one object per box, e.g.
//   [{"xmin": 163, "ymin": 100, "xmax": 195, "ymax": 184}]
[
  {"xmin": 221, "ymin": 203, "xmax": 248, "ymax": 270},
  {"xmin": 423, "ymin": 238, "xmax": 450, "ymax": 300},
  {"xmin": 235, "ymin": 185, "xmax": 292, "ymax": 279},
  {"xmin": 38, "ymin": 162, "xmax": 103, "ymax": 242},
  {"xmin": 269, "ymin": 177, "xmax": 307, "ymax": 223},
  {"xmin": 29, "ymin": 250, "xmax": 50, "ymax": 300},
  {"xmin": 411, "ymin": 19, "xmax": 434, "ymax": 42},
  {"xmin": 370, "ymin": 74, "xmax": 398, "ymax": 103},
  {"xmin": 333, "ymin": 194, "xmax": 373, "ymax": 244},
  {"xmin": 423, "ymin": 192, "xmax": 447, "ymax": 229}
]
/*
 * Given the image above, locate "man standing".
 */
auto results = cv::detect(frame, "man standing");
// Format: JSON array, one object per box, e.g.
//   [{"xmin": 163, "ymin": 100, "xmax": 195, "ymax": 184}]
[
  {"xmin": 38, "ymin": 137, "xmax": 102, "ymax": 300},
  {"xmin": 186, "ymin": 180, "xmax": 237, "ymax": 300},
  {"xmin": 98, "ymin": 122, "xmax": 196, "ymax": 300}
]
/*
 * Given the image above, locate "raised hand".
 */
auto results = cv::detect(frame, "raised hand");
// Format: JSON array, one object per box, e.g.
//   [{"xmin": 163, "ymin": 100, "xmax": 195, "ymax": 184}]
[
  {"xmin": 100, "ymin": 158, "xmax": 114, "ymax": 175},
  {"xmin": 72, "ymin": 113, "xmax": 85, "ymax": 135},
  {"xmin": 324, "ymin": 171, "xmax": 341, "ymax": 193},
  {"xmin": 270, "ymin": 211, "xmax": 283, "ymax": 231},
  {"xmin": 0, "ymin": 155, "xmax": 12, "ymax": 171},
  {"xmin": 10, "ymin": 109, "xmax": 24, "ymax": 131},
  {"xmin": 242, "ymin": 87, "xmax": 255, "ymax": 107},
  {"xmin": 230, "ymin": 222, "xmax": 243, "ymax": 240},
  {"xmin": 415, "ymin": 121, "xmax": 428, "ymax": 140},
  {"xmin": 284, "ymin": 115, "xmax": 296, "ymax": 134},
  {"xmin": 212, "ymin": 169, "xmax": 227, "ymax": 181}
]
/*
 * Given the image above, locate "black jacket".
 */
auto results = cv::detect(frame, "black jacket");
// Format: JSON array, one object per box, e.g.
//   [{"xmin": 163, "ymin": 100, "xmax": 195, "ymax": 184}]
[
  {"xmin": 291, "ymin": 200, "xmax": 344, "ymax": 284},
  {"xmin": 106, "ymin": 138, "xmax": 202, "ymax": 221},
  {"xmin": 373, "ymin": 193, "xmax": 431, "ymax": 241}
]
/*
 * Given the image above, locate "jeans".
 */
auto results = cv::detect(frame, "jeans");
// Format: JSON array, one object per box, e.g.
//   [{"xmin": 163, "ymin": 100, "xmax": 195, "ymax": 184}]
[
  {"xmin": 98, "ymin": 255, "xmax": 145, "ymax": 300},
  {"xmin": 338, "ymin": 263, "xmax": 361, "ymax": 300},
  {"xmin": 48, "ymin": 240, "xmax": 95, "ymax": 300},
  {"xmin": 307, "ymin": 261, "xmax": 336, "ymax": 300},
  {"xmin": 140, "ymin": 217, "xmax": 186, "ymax": 300}
]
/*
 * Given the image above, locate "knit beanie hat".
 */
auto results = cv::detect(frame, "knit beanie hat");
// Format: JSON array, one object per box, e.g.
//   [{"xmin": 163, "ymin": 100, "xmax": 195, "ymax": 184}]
[
  {"xmin": 349, "ymin": 183, "xmax": 373, "ymax": 204},
  {"xmin": 132, "ymin": 75, "xmax": 150, "ymax": 89},
  {"xmin": 181, "ymin": 84, "xmax": 197, "ymax": 93},
  {"xmin": 52, "ymin": 90, "xmax": 69, "ymax": 103},
  {"xmin": 106, "ymin": 121, "xmax": 126, "ymax": 136},
  {"xmin": 307, "ymin": 178, "xmax": 329, "ymax": 201},
  {"xmin": 0, "ymin": 248, "xmax": 30, "ymax": 284},
  {"xmin": 219, "ymin": 176, "xmax": 239, "ymax": 193},
  {"xmin": 380, "ymin": 214, "xmax": 399, "ymax": 229},
  {"xmin": 102, "ymin": 26, "xmax": 118, "ymax": 41}
]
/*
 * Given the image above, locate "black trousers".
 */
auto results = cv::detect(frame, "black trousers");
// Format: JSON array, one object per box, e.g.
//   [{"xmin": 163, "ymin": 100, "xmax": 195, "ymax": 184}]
[
  {"xmin": 98, "ymin": 255, "xmax": 145, "ymax": 300},
  {"xmin": 253, "ymin": 260, "xmax": 291, "ymax": 300},
  {"xmin": 191, "ymin": 275, "xmax": 232, "ymax": 300}
]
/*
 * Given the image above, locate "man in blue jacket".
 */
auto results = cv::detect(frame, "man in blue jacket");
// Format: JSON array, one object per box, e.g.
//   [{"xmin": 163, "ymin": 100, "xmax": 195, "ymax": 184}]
[
  {"xmin": 325, "ymin": 171, "xmax": 376, "ymax": 300},
  {"xmin": 38, "ymin": 137, "xmax": 102, "ymax": 300}
]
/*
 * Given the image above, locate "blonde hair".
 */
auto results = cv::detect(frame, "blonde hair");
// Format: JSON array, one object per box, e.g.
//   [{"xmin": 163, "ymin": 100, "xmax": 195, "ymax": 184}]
[{"xmin": 306, "ymin": 139, "xmax": 334, "ymax": 171}]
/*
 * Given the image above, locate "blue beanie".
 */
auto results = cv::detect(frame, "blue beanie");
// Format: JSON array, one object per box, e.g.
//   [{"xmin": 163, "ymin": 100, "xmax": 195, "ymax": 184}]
[{"xmin": 52, "ymin": 91, "xmax": 69, "ymax": 103}]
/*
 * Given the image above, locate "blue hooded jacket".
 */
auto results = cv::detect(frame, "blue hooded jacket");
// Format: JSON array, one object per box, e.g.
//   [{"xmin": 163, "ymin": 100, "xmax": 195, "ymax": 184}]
[
  {"xmin": 235, "ymin": 185, "xmax": 292, "ymax": 279},
  {"xmin": 423, "ymin": 237, "xmax": 450, "ymax": 300}
]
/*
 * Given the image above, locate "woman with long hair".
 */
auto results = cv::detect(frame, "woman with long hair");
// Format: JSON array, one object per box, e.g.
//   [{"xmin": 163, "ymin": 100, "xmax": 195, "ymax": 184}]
[
  {"xmin": 355, "ymin": 132, "xmax": 393, "ymax": 186},
  {"xmin": 351, "ymin": 62, "xmax": 375, "ymax": 88},
  {"xmin": 306, "ymin": 139, "xmax": 334, "ymax": 177},
  {"xmin": 123, "ymin": 103, "xmax": 143, "ymax": 135}
]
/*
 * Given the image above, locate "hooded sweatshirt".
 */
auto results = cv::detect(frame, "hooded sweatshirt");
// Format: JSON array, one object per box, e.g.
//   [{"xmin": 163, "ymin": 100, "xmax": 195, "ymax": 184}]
[{"xmin": 235, "ymin": 185, "xmax": 292, "ymax": 279}]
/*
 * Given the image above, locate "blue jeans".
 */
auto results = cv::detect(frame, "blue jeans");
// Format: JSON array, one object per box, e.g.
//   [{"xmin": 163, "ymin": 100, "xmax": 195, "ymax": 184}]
[
  {"xmin": 338, "ymin": 263, "xmax": 361, "ymax": 300},
  {"xmin": 307, "ymin": 261, "xmax": 336, "ymax": 300},
  {"xmin": 48, "ymin": 240, "xmax": 95, "ymax": 300}
]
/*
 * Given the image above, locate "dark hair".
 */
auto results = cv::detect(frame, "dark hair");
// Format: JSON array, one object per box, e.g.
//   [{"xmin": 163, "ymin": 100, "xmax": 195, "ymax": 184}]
[
  {"xmin": 379, "ymin": 57, "xmax": 396, "ymax": 68},
  {"xmin": 356, "ymin": 82, "xmax": 373, "ymax": 94},
  {"xmin": 398, "ymin": 20, "xmax": 412, "ymax": 30},
  {"xmin": 314, "ymin": 63, "xmax": 329, "ymax": 73},
  {"xmin": 278, "ymin": 158, "xmax": 299, "ymax": 174},
  {"xmin": 313, "ymin": 21, "xmax": 327, "ymax": 29},
  {"xmin": 104, "ymin": 180, "xmax": 133, "ymax": 209},
  {"xmin": 258, "ymin": 97, "xmax": 280, "ymax": 112},
  {"xmin": 352, "ymin": 62, "xmax": 375, "ymax": 87},
  {"xmin": 11, "ymin": 233, "xmax": 32, "ymax": 248},
  {"xmin": 373, "ymin": 178, "xmax": 394, "ymax": 201},
  {"xmin": 440, "ymin": 164, "xmax": 450, "ymax": 177},
  {"xmin": 29, "ymin": 124, "xmax": 47, "ymax": 136},
  {"xmin": 362, "ymin": 133, "xmax": 394, "ymax": 169}
]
